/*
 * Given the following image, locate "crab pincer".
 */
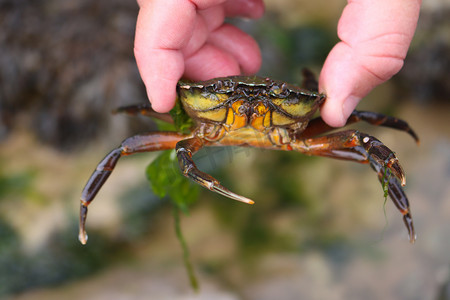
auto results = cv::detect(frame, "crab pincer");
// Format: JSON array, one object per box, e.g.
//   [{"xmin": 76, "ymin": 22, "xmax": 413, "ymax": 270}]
[
  {"xmin": 360, "ymin": 133, "xmax": 407, "ymax": 186},
  {"xmin": 362, "ymin": 133, "xmax": 416, "ymax": 243}
]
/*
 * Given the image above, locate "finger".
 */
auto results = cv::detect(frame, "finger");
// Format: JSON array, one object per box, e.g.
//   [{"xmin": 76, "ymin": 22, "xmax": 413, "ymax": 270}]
[
  {"xmin": 224, "ymin": 0, "xmax": 265, "ymax": 19},
  {"xmin": 184, "ymin": 43, "xmax": 241, "ymax": 80},
  {"xmin": 134, "ymin": 1, "xmax": 195, "ymax": 112},
  {"xmin": 137, "ymin": 0, "xmax": 226, "ymax": 11},
  {"xmin": 135, "ymin": 49, "xmax": 184, "ymax": 112},
  {"xmin": 136, "ymin": 0, "xmax": 198, "ymax": 50},
  {"xmin": 319, "ymin": 0, "xmax": 421, "ymax": 127},
  {"xmin": 319, "ymin": 43, "xmax": 364, "ymax": 127},
  {"xmin": 207, "ymin": 24, "xmax": 261, "ymax": 74},
  {"xmin": 198, "ymin": 6, "xmax": 226, "ymax": 33},
  {"xmin": 181, "ymin": 17, "xmax": 211, "ymax": 58},
  {"xmin": 135, "ymin": 0, "xmax": 227, "ymax": 112}
]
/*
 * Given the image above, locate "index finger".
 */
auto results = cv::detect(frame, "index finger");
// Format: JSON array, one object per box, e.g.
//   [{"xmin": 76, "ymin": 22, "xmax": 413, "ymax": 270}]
[
  {"xmin": 134, "ymin": 0, "xmax": 226, "ymax": 112},
  {"xmin": 134, "ymin": 0, "xmax": 194, "ymax": 112}
]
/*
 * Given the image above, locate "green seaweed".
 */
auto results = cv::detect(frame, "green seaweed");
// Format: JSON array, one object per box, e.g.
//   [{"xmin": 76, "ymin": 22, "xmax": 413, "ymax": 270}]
[
  {"xmin": 146, "ymin": 150, "xmax": 199, "ymax": 213},
  {"xmin": 381, "ymin": 167, "xmax": 391, "ymax": 201},
  {"xmin": 145, "ymin": 103, "xmax": 200, "ymax": 289},
  {"xmin": 173, "ymin": 205, "xmax": 199, "ymax": 291},
  {"xmin": 146, "ymin": 150, "xmax": 200, "ymax": 290},
  {"xmin": 380, "ymin": 166, "xmax": 393, "ymax": 239},
  {"xmin": 169, "ymin": 99, "xmax": 194, "ymax": 134}
]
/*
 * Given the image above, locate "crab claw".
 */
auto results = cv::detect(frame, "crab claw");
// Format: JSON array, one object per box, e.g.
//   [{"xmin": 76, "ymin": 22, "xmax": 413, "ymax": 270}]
[
  {"xmin": 211, "ymin": 184, "xmax": 255, "ymax": 205},
  {"xmin": 377, "ymin": 166, "xmax": 416, "ymax": 243},
  {"xmin": 78, "ymin": 204, "xmax": 89, "ymax": 245},
  {"xmin": 361, "ymin": 134, "xmax": 406, "ymax": 186},
  {"xmin": 176, "ymin": 143, "xmax": 255, "ymax": 205},
  {"xmin": 358, "ymin": 133, "xmax": 415, "ymax": 242},
  {"xmin": 183, "ymin": 162, "xmax": 255, "ymax": 205}
]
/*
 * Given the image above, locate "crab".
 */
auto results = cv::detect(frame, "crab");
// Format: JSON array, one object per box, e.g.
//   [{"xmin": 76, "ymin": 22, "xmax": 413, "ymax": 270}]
[{"xmin": 78, "ymin": 70, "xmax": 418, "ymax": 245}]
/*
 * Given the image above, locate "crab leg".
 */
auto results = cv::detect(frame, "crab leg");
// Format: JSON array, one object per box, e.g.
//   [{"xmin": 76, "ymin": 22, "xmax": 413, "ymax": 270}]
[
  {"xmin": 79, "ymin": 132, "xmax": 187, "ymax": 245},
  {"xmin": 301, "ymin": 110, "xmax": 419, "ymax": 143},
  {"xmin": 113, "ymin": 103, "xmax": 173, "ymax": 123},
  {"xmin": 293, "ymin": 130, "xmax": 405, "ymax": 184},
  {"xmin": 300, "ymin": 68, "xmax": 320, "ymax": 91},
  {"xmin": 290, "ymin": 130, "xmax": 415, "ymax": 243},
  {"xmin": 176, "ymin": 137, "xmax": 255, "ymax": 205}
]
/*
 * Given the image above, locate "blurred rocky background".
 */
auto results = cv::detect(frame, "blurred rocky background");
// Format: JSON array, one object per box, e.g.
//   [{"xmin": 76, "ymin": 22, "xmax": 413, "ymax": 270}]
[{"xmin": 1, "ymin": 0, "xmax": 450, "ymax": 299}]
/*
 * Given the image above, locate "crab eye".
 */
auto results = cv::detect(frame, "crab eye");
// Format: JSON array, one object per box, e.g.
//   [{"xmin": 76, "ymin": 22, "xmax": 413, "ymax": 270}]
[
  {"xmin": 269, "ymin": 83, "xmax": 289, "ymax": 97},
  {"xmin": 206, "ymin": 80, "xmax": 235, "ymax": 93},
  {"xmin": 201, "ymin": 92, "xmax": 219, "ymax": 101},
  {"xmin": 215, "ymin": 80, "xmax": 223, "ymax": 90}
]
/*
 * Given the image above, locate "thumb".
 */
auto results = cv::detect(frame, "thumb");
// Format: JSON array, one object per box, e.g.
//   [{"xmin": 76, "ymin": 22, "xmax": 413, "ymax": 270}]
[{"xmin": 319, "ymin": 0, "xmax": 421, "ymax": 127}]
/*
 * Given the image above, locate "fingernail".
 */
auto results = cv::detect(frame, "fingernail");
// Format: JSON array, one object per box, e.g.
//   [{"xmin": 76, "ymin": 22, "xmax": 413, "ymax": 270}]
[{"xmin": 342, "ymin": 96, "xmax": 361, "ymax": 120}]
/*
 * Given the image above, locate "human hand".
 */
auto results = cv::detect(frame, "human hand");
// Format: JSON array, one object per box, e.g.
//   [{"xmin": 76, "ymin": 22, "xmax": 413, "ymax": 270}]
[
  {"xmin": 134, "ymin": 0, "xmax": 264, "ymax": 112},
  {"xmin": 135, "ymin": 0, "xmax": 421, "ymax": 127},
  {"xmin": 319, "ymin": 0, "xmax": 422, "ymax": 127}
]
